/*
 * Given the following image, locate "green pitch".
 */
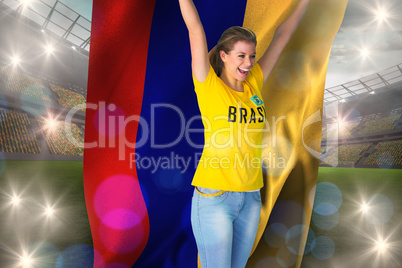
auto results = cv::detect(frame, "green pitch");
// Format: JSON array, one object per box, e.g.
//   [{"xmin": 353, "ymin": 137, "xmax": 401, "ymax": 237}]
[
  {"xmin": 302, "ymin": 167, "xmax": 402, "ymax": 267},
  {"xmin": 0, "ymin": 161, "xmax": 401, "ymax": 267}
]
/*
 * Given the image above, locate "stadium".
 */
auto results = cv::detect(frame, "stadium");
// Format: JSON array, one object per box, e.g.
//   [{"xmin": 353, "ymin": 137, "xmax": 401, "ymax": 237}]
[{"xmin": 0, "ymin": 0, "xmax": 401, "ymax": 268}]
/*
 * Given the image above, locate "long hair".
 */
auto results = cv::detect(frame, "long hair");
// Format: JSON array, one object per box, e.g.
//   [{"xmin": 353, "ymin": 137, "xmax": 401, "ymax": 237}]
[{"xmin": 209, "ymin": 26, "xmax": 257, "ymax": 77}]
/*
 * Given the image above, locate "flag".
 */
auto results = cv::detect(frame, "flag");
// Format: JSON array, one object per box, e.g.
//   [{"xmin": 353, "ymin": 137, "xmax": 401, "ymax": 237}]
[{"xmin": 84, "ymin": 0, "xmax": 348, "ymax": 267}]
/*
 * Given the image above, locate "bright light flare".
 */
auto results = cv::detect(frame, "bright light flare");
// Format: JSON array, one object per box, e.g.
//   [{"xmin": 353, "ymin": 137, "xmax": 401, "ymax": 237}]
[
  {"xmin": 45, "ymin": 206, "xmax": 55, "ymax": 217},
  {"xmin": 360, "ymin": 47, "xmax": 370, "ymax": 58},
  {"xmin": 375, "ymin": 239, "xmax": 389, "ymax": 253},
  {"xmin": 360, "ymin": 203, "xmax": 370, "ymax": 214},
  {"xmin": 375, "ymin": 8, "xmax": 389, "ymax": 23},
  {"xmin": 11, "ymin": 55, "xmax": 21, "ymax": 66},
  {"xmin": 19, "ymin": 253, "xmax": 34, "ymax": 268},
  {"xmin": 11, "ymin": 195, "xmax": 21, "ymax": 206},
  {"xmin": 45, "ymin": 118, "xmax": 58, "ymax": 132},
  {"xmin": 45, "ymin": 44, "xmax": 54, "ymax": 55}
]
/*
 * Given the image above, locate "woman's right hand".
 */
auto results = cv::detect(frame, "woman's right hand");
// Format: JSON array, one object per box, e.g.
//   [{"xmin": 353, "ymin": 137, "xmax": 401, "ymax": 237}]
[{"xmin": 178, "ymin": 0, "xmax": 210, "ymax": 83}]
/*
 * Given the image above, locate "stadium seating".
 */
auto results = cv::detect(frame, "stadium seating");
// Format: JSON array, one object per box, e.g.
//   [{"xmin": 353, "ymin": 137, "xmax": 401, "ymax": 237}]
[
  {"xmin": 0, "ymin": 66, "xmax": 52, "ymax": 102},
  {"xmin": 37, "ymin": 117, "xmax": 84, "ymax": 156},
  {"xmin": 357, "ymin": 114, "xmax": 400, "ymax": 135},
  {"xmin": 50, "ymin": 84, "xmax": 86, "ymax": 111},
  {"xmin": 322, "ymin": 121, "xmax": 360, "ymax": 138},
  {"xmin": 363, "ymin": 140, "xmax": 402, "ymax": 166},
  {"xmin": 322, "ymin": 143, "xmax": 371, "ymax": 166},
  {"xmin": 0, "ymin": 108, "xmax": 41, "ymax": 153}
]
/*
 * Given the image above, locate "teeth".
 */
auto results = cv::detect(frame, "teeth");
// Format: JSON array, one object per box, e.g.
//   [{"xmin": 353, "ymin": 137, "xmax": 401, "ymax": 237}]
[{"xmin": 239, "ymin": 68, "xmax": 250, "ymax": 72}]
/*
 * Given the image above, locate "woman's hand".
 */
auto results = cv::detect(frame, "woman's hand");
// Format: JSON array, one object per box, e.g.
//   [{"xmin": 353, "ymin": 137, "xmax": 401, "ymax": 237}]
[{"xmin": 178, "ymin": 0, "xmax": 210, "ymax": 82}]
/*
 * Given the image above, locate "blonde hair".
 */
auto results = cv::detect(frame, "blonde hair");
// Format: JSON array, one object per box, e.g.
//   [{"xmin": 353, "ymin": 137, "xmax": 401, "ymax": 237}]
[{"xmin": 209, "ymin": 26, "xmax": 257, "ymax": 77}]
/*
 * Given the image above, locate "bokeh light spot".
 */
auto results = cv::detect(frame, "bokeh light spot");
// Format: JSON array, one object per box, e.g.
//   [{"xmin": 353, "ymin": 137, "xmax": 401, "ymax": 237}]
[
  {"xmin": 312, "ymin": 210, "xmax": 339, "ymax": 231},
  {"xmin": 102, "ymin": 209, "xmax": 141, "ymax": 230},
  {"xmin": 311, "ymin": 236, "xmax": 335, "ymax": 260},
  {"xmin": 313, "ymin": 182, "xmax": 342, "ymax": 216},
  {"xmin": 99, "ymin": 220, "xmax": 144, "ymax": 254},
  {"xmin": 56, "ymin": 244, "xmax": 94, "ymax": 268},
  {"xmin": 364, "ymin": 194, "xmax": 394, "ymax": 225},
  {"xmin": 285, "ymin": 225, "xmax": 314, "ymax": 255},
  {"xmin": 94, "ymin": 175, "xmax": 146, "ymax": 223},
  {"xmin": 153, "ymin": 168, "xmax": 184, "ymax": 194},
  {"xmin": 276, "ymin": 246, "xmax": 297, "ymax": 267},
  {"xmin": 264, "ymin": 223, "xmax": 288, "ymax": 248}
]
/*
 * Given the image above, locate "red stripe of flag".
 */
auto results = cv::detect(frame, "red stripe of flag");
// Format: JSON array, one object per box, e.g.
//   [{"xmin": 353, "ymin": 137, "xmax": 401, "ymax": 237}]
[{"xmin": 84, "ymin": 0, "xmax": 156, "ymax": 266}]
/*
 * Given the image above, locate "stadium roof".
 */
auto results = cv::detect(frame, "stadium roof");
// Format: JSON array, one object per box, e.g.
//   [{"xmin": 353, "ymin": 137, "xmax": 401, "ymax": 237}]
[
  {"xmin": 1, "ymin": 0, "xmax": 90, "ymax": 55},
  {"xmin": 324, "ymin": 63, "xmax": 402, "ymax": 104}
]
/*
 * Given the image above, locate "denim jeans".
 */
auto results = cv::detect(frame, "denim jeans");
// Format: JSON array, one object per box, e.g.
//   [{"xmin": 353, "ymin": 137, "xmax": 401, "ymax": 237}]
[{"xmin": 191, "ymin": 187, "xmax": 262, "ymax": 268}]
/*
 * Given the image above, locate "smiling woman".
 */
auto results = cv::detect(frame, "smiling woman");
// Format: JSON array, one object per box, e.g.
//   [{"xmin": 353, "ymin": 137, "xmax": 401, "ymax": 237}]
[{"xmin": 178, "ymin": 0, "xmax": 310, "ymax": 266}]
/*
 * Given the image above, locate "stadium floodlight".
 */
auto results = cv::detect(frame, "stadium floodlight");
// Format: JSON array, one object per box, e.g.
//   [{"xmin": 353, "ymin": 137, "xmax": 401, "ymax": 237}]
[
  {"xmin": 20, "ymin": 253, "xmax": 34, "ymax": 268},
  {"xmin": 370, "ymin": 91, "xmax": 375, "ymax": 95},
  {"xmin": 375, "ymin": 239, "xmax": 389, "ymax": 253},
  {"xmin": 11, "ymin": 195, "xmax": 21, "ymax": 206},
  {"xmin": 340, "ymin": 99, "xmax": 346, "ymax": 103},
  {"xmin": 360, "ymin": 203, "xmax": 370, "ymax": 214},
  {"xmin": 360, "ymin": 47, "xmax": 370, "ymax": 58},
  {"xmin": 45, "ymin": 206, "xmax": 54, "ymax": 217},
  {"xmin": 45, "ymin": 118, "xmax": 58, "ymax": 132},
  {"xmin": 375, "ymin": 8, "xmax": 389, "ymax": 23},
  {"xmin": 11, "ymin": 55, "xmax": 21, "ymax": 66},
  {"xmin": 45, "ymin": 44, "xmax": 54, "ymax": 55}
]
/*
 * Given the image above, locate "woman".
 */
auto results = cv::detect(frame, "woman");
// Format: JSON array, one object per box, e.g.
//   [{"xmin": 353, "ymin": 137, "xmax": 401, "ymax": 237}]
[{"xmin": 178, "ymin": 0, "xmax": 310, "ymax": 267}]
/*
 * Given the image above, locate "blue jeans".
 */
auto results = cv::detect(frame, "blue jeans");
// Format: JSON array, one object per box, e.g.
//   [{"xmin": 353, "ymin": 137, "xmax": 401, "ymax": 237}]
[{"xmin": 191, "ymin": 187, "xmax": 262, "ymax": 268}]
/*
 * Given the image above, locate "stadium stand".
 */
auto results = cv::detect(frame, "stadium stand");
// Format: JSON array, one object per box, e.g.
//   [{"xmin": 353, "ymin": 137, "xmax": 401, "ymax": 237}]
[
  {"xmin": 322, "ymin": 143, "xmax": 371, "ymax": 166},
  {"xmin": 357, "ymin": 114, "xmax": 401, "ymax": 135},
  {"xmin": 50, "ymin": 83, "xmax": 86, "ymax": 111},
  {"xmin": 363, "ymin": 140, "xmax": 402, "ymax": 167},
  {"xmin": 321, "ymin": 146, "xmax": 333, "ymax": 154},
  {"xmin": 0, "ymin": 66, "xmax": 52, "ymax": 103},
  {"xmin": 37, "ymin": 117, "xmax": 84, "ymax": 156},
  {"xmin": 0, "ymin": 108, "xmax": 41, "ymax": 153},
  {"xmin": 323, "ymin": 120, "xmax": 360, "ymax": 138}
]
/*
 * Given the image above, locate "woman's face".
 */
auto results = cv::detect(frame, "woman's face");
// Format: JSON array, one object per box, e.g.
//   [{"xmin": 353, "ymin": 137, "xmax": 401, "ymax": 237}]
[{"xmin": 221, "ymin": 40, "xmax": 256, "ymax": 82}]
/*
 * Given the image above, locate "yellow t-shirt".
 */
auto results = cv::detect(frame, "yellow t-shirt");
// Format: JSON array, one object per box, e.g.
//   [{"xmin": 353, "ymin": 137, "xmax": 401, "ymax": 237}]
[{"xmin": 192, "ymin": 63, "xmax": 265, "ymax": 191}]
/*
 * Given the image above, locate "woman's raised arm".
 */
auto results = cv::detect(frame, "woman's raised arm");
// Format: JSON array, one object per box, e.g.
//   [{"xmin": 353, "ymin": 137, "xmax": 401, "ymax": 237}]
[
  {"xmin": 258, "ymin": 0, "xmax": 310, "ymax": 85},
  {"xmin": 178, "ymin": 0, "xmax": 210, "ymax": 82}
]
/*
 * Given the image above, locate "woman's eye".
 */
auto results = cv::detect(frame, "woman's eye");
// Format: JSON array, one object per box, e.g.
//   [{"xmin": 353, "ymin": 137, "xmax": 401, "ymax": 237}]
[
  {"xmin": 251, "ymin": 55, "xmax": 256, "ymax": 59},
  {"xmin": 238, "ymin": 55, "xmax": 245, "ymax": 58}
]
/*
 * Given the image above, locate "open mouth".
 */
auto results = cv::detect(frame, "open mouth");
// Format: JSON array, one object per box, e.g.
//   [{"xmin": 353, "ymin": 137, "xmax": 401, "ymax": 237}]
[{"xmin": 238, "ymin": 67, "xmax": 250, "ymax": 76}]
